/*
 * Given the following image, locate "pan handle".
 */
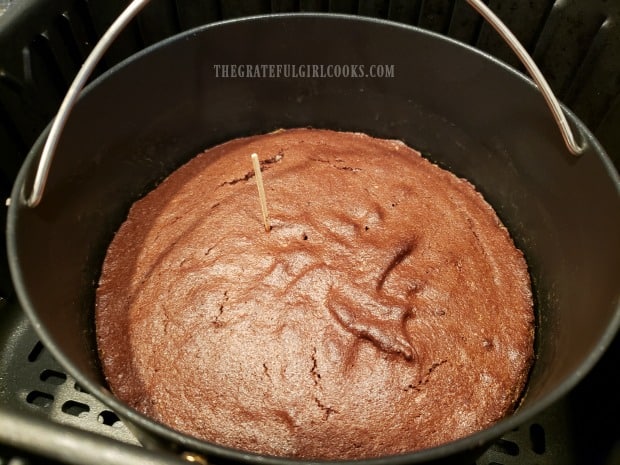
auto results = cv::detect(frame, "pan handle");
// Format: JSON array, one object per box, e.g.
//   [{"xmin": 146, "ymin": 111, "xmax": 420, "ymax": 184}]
[
  {"xmin": 466, "ymin": 0, "xmax": 585, "ymax": 156},
  {"xmin": 24, "ymin": 0, "xmax": 585, "ymax": 208},
  {"xmin": 24, "ymin": 0, "xmax": 152, "ymax": 208}
]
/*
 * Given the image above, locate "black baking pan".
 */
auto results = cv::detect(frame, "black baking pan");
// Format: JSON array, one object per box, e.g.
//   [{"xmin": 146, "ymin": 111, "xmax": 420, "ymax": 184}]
[{"xmin": 6, "ymin": 12, "xmax": 620, "ymax": 465}]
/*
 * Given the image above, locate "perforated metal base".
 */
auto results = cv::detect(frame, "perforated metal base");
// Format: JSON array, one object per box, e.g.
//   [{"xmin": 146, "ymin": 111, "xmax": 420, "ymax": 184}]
[
  {"xmin": 0, "ymin": 298, "xmax": 587, "ymax": 465},
  {"xmin": 0, "ymin": 306, "xmax": 136, "ymax": 445}
]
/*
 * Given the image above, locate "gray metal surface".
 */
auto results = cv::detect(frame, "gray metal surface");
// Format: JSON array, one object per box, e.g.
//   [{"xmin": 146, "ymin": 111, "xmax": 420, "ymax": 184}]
[
  {"xmin": 0, "ymin": 0, "xmax": 14, "ymax": 16},
  {"xmin": 0, "ymin": 299, "xmax": 136, "ymax": 445}
]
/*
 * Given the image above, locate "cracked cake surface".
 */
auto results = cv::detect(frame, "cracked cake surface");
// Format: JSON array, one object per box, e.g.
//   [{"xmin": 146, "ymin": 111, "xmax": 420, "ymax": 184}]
[{"xmin": 95, "ymin": 128, "xmax": 534, "ymax": 460}]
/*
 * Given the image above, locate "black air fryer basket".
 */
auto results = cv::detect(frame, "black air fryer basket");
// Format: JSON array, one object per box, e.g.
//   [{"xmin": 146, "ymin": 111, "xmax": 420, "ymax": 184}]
[{"xmin": 1, "ymin": 1, "xmax": 619, "ymax": 465}]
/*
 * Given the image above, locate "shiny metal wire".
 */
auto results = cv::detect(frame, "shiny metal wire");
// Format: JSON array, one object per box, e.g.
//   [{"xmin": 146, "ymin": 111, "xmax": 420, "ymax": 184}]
[
  {"xmin": 25, "ymin": 0, "xmax": 152, "ymax": 207},
  {"xmin": 466, "ymin": 0, "xmax": 585, "ymax": 156}
]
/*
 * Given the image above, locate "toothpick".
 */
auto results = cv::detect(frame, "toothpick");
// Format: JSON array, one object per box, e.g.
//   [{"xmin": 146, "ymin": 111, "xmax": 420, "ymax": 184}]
[{"xmin": 251, "ymin": 153, "xmax": 271, "ymax": 232}]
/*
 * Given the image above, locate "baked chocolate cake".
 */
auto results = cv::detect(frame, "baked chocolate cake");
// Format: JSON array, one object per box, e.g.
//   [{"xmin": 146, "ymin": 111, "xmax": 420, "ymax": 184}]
[{"xmin": 96, "ymin": 128, "xmax": 534, "ymax": 459}]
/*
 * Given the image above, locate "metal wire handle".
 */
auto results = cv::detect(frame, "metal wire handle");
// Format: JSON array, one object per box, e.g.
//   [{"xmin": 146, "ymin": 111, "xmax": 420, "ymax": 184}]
[
  {"xmin": 25, "ymin": 0, "xmax": 152, "ymax": 207},
  {"xmin": 466, "ymin": 0, "xmax": 585, "ymax": 156},
  {"xmin": 24, "ymin": 0, "xmax": 586, "ymax": 208}
]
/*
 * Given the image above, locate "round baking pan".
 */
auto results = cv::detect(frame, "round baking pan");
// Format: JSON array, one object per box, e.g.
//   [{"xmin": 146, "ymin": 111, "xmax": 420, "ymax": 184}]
[{"xmin": 7, "ymin": 13, "xmax": 620, "ymax": 465}]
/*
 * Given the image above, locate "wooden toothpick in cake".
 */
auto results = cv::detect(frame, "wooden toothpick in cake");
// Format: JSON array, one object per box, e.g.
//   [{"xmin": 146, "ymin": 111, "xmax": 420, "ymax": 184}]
[{"xmin": 251, "ymin": 153, "xmax": 271, "ymax": 232}]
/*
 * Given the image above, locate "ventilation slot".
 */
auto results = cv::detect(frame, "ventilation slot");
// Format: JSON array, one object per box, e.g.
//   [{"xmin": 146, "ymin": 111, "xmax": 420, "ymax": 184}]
[
  {"xmin": 532, "ymin": 3, "xmax": 609, "ymax": 99},
  {"xmin": 0, "ymin": 72, "xmax": 29, "ymax": 156},
  {"xmin": 53, "ymin": 13, "xmax": 88, "ymax": 74},
  {"xmin": 530, "ymin": 422, "xmax": 546, "ymax": 454},
  {"xmin": 27, "ymin": 341, "xmax": 44, "ymax": 362},
  {"xmin": 491, "ymin": 438, "xmax": 520, "ymax": 456},
  {"xmin": 62, "ymin": 400, "xmax": 90, "ymax": 418},
  {"xmin": 325, "ymin": 0, "xmax": 357, "ymax": 15},
  {"xmin": 82, "ymin": 0, "xmax": 145, "ymax": 68},
  {"xmin": 26, "ymin": 390, "xmax": 54, "ymax": 408},
  {"xmin": 446, "ymin": 0, "xmax": 484, "ymax": 46},
  {"xmin": 473, "ymin": 0, "xmax": 556, "ymax": 68},
  {"xmin": 358, "ymin": 0, "xmax": 390, "ymax": 19},
  {"xmin": 218, "ymin": 0, "xmax": 271, "ymax": 19},
  {"xmin": 299, "ymin": 0, "xmax": 329, "ymax": 13},
  {"xmin": 40, "ymin": 369, "xmax": 67, "ymax": 386},
  {"xmin": 417, "ymin": 0, "xmax": 455, "ymax": 35},
  {"xmin": 27, "ymin": 33, "xmax": 68, "ymax": 104},
  {"xmin": 74, "ymin": 382, "xmax": 90, "ymax": 394},
  {"xmin": 175, "ymin": 0, "xmax": 222, "ymax": 30},
  {"xmin": 137, "ymin": 0, "xmax": 182, "ymax": 46},
  {"xmin": 98, "ymin": 410, "xmax": 123, "ymax": 427},
  {"xmin": 564, "ymin": 17, "xmax": 618, "ymax": 130}
]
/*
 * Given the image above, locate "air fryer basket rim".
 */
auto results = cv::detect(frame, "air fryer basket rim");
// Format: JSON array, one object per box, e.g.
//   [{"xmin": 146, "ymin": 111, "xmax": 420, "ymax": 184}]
[{"xmin": 7, "ymin": 12, "xmax": 620, "ymax": 465}]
